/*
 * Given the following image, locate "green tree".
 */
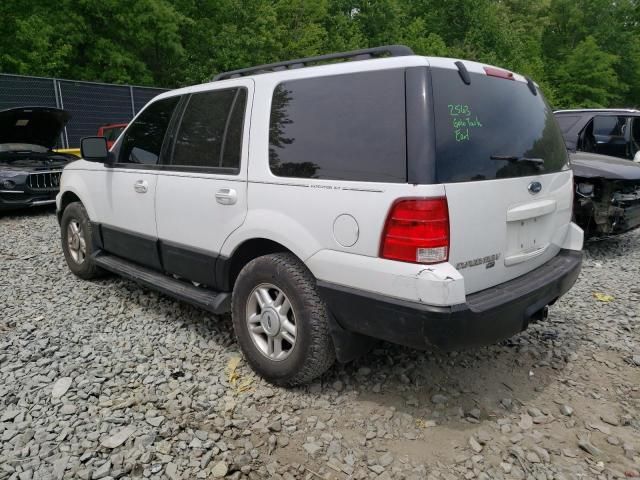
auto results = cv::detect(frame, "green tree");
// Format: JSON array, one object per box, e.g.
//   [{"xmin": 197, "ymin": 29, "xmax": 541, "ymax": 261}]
[
  {"xmin": 554, "ymin": 36, "xmax": 623, "ymax": 108},
  {"xmin": 0, "ymin": 0, "xmax": 186, "ymax": 86},
  {"xmin": 543, "ymin": 0, "xmax": 639, "ymax": 107},
  {"xmin": 0, "ymin": 0, "xmax": 638, "ymax": 109}
]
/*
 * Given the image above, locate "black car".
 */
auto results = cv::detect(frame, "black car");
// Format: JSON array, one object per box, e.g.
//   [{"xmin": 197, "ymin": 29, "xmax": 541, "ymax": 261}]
[
  {"xmin": 553, "ymin": 109, "xmax": 640, "ymax": 237},
  {"xmin": 555, "ymin": 108, "xmax": 640, "ymax": 161},
  {"xmin": 0, "ymin": 107, "xmax": 77, "ymax": 211},
  {"xmin": 570, "ymin": 152, "xmax": 640, "ymax": 237}
]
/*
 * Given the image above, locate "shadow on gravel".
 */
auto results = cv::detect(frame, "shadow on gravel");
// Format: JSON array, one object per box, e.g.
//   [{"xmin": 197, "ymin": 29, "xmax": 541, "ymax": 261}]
[
  {"xmin": 325, "ymin": 315, "xmax": 576, "ymax": 428},
  {"xmin": 97, "ymin": 252, "xmax": 582, "ymax": 438}
]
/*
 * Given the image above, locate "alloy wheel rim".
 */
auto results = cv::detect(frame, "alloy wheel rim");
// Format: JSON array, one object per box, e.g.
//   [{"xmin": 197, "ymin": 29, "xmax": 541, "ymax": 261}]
[
  {"xmin": 67, "ymin": 220, "xmax": 86, "ymax": 264},
  {"xmin": 246, "ymin": 283, "xmax": 297, "ymax": 361}
]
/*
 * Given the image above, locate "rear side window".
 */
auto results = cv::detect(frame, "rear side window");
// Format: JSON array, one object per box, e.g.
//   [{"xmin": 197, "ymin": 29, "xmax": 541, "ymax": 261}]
[
  {"xmin": 119, "ymin": 97, "xmax": 179, "ymax": 165},
  {"xmin": 269, "ymin": 70, "xmax": 406, "ymax": 182},
  {"xmin": 432, "ymin": 68, "xmax": 568, "ymax": 183},
  {"xmin": 555, "ymin": 115, "xmax": 581, "ymax": 134},
  {"xmin": 171, "ymin": 88, "xmax": 247, "ymax": 171}
]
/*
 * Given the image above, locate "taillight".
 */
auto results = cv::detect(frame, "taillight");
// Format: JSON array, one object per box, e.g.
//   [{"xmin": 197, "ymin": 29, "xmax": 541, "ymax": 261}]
[{"xmin": 380, "ymin": 197, "xmax": 450, "ymax": 264}]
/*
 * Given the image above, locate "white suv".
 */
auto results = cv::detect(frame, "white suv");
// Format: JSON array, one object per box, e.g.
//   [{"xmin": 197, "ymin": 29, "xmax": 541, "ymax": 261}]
[{"xmin": 57, "ymin": 46, "xmax": 584, "ymax": 386}]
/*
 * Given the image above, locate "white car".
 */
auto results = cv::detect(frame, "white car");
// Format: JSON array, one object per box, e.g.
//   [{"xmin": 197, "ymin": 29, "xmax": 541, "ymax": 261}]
[{"xmin": 57, "ymin": 46, "xmax": 584, "ymax": 386}]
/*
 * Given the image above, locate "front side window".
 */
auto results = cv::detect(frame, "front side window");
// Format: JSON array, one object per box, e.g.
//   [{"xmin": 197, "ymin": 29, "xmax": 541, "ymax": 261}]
[
  {"xmin": 584, "ymin": 115, "xmax": 630, "ymax": 158},
  {"xmin": 632, "ymin": 119, "xmax": 640, "ymax": 160},
  {"xmin": 592, "ymin": 115, "xmax": 626, "ymax": 137},
  {"xmin": 632, "ymin": 118, "xmax": 640, "ymax": 143},
  {"xmin": 171, "ymin": 88, "xmax": 247, "ymax": 171},
  {"xmin": 268, "ymin": 70, "xmax": 406, "ymax": 182},
  {"xmin": 119, "ymin": 97, "xmax": 179, "ymax": 165},
  {"xmin": 104, "ymin": 126, "xmax": 125, "ymax": 142}
]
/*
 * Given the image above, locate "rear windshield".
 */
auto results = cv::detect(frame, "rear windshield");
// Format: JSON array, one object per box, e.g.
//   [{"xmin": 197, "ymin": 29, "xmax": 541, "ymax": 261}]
[{"xmin": 432, "ymin": 68, "xmax": 568, "ymax": 183}]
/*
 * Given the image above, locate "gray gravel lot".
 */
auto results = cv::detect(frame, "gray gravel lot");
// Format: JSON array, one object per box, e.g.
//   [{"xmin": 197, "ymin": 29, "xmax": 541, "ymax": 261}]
[{"xmin": 1, "ymin": 208, "xmax": 639, "ymax": 480}]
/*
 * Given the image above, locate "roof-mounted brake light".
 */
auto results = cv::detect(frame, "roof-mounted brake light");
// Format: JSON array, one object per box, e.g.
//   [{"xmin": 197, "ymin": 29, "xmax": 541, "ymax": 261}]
[{"xmin": 483, "ymin": 66, "xmax": 514, "ymax": 80}]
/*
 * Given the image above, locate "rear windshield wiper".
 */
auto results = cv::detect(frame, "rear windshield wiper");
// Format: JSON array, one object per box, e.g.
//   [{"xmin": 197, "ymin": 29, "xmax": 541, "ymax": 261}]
[{"xmin": 490, "ymin": 155, "xmax": 544, "ymax": 166}]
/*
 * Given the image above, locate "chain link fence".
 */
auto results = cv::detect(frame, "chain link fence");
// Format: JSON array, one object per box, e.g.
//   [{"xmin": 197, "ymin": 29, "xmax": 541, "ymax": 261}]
[{"xmin": 0, "ymin": 74, "xmax": 167, "ymax": 148}]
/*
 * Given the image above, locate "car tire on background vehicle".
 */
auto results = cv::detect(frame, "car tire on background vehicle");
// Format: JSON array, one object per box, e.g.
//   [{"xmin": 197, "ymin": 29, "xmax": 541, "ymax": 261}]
[
  {"xmin": 61, "ymin": 202, "xmax": 103, "ymax": 280},
  {"xmin": 232, "ymin": 252, "xmax": 335, "ymax": 386}
]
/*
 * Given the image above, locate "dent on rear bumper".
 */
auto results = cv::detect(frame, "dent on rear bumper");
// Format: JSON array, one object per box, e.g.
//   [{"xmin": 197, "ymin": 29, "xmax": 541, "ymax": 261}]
[{"xmin": 305, "ymin": 250, "xmax": 466, "ymax": 307}]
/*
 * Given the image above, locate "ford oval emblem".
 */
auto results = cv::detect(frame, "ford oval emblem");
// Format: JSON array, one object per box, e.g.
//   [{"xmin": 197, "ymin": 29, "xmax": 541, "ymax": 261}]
[{"xmin": 528, "ymin": 181, "xmax": 542, "ymax": 195}]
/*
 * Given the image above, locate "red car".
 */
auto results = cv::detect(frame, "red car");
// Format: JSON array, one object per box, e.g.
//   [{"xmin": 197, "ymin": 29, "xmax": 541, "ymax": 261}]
[{"xmin": 97, "ymin": 123, "xmax": 127, "ymax": 149}]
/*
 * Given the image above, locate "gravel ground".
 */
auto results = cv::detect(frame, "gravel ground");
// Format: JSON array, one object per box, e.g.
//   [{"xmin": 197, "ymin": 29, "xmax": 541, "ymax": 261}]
[{"xmin": 1, "ymin": 208, "xmax": 639, "ymax": 480}]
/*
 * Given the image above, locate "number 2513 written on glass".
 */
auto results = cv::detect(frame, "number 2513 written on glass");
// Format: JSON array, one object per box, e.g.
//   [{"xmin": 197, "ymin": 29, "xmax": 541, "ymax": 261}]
[{"xmin": 448, "ymin": 104, "xmax": 483, "ymax": 142}]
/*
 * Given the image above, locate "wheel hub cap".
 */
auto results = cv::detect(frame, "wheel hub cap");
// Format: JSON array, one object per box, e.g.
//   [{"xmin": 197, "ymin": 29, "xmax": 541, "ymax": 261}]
[
  {"xmin": 66, "ymin": 220, "xmax": 86, "ymax": 264},
  {"xmin": 246, "ymin": 283, "xmax": 297, "ymax": 361},
  {"xmin": 260, "ymin": 308, "xmax": 281, "ymax": 336}
]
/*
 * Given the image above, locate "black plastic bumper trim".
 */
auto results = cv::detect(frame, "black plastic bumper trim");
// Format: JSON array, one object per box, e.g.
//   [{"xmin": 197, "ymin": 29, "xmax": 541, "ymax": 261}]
[{"xmin": 317, "ymin": 249, "xmax": 582, "ymax": 350}]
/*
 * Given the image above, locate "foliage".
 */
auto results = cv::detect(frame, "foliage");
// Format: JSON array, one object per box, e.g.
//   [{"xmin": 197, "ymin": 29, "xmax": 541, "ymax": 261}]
[
  {"xmin": 554, "ymin": 36, "xmax": 623, "ymax": 108},
  {"xmin": 0, "ymin": 0, "xmax": 638, "ymax": 108}
]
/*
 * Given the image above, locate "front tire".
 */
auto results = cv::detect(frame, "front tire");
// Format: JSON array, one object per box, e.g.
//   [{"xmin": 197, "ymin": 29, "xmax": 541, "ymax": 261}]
[
  {"xmin": 60, "ymin": 202, "xmax": 102, "ymax": 280},
  {"xmin": 232, "ymin": 253, "xmax": 335, "ymax": 386}
]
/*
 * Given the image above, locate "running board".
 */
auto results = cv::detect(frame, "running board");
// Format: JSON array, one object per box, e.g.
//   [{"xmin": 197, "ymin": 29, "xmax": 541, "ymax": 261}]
[{"xmin": 94, "ymin": 252, "xmax": 231, "ymax": 314}]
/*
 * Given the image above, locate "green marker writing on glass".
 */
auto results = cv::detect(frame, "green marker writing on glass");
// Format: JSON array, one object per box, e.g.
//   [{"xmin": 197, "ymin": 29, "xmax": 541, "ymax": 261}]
[{"xmin": 448, "ymin": 104, "xmax": 482, "ymax": 142}]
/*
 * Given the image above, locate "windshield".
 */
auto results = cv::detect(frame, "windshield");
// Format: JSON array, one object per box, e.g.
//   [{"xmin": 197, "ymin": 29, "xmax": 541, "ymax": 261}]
[{"xmin": 432, "ymin": 68, "xmax": 569, "ymax": 183}]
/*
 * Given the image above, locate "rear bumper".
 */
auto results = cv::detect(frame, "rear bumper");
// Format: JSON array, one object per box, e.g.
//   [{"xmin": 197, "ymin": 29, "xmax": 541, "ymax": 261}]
[{"xmin": 318, "ymin": 249, "xmax": 582, "ymax": 350}]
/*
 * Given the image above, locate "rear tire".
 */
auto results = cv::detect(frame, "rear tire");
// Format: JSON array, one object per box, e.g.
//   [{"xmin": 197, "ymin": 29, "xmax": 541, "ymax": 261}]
[
  {"xmin": 61, "ymin": 202, "xmax": 102, "ymax": 280},
  {"xmin": 232, "ymin": 253, "xmax": 335, "ymax": 386}
]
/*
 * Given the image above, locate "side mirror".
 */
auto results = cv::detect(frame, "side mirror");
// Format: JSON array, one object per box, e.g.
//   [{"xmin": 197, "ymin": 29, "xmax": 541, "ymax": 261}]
[{"xmin": 80, "ymin": 137, "xmax": 109, "ymax": 163}]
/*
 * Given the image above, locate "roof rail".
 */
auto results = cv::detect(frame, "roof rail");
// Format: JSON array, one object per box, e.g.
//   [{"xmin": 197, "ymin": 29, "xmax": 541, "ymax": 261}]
[
  {"xmin": 212, "ymin": 45, "xmax": 415, "ymax": 81},
  {"xmin": 554, "ymin": 108, "xmax": 640, "ymax": 114}
]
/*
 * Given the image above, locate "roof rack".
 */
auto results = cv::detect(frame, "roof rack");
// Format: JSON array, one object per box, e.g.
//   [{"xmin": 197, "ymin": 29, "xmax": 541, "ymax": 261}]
[
  {"xmin": 554, "ymin": 108, "xmax": 640, "ymax": 114},
  {"xmin": 212, "ymin": 45, "xmax": 415, "ymax": 81}
]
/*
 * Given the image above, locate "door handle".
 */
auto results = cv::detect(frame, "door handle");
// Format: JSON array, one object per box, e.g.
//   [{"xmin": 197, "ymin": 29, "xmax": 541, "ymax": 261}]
[
  {"xmin": 134, "ymin": 180, "xmax": 148, "ymax": 194},
  {"xmin": 215, "ymin": 188, "xmax": 237, "ymax": 205}
]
